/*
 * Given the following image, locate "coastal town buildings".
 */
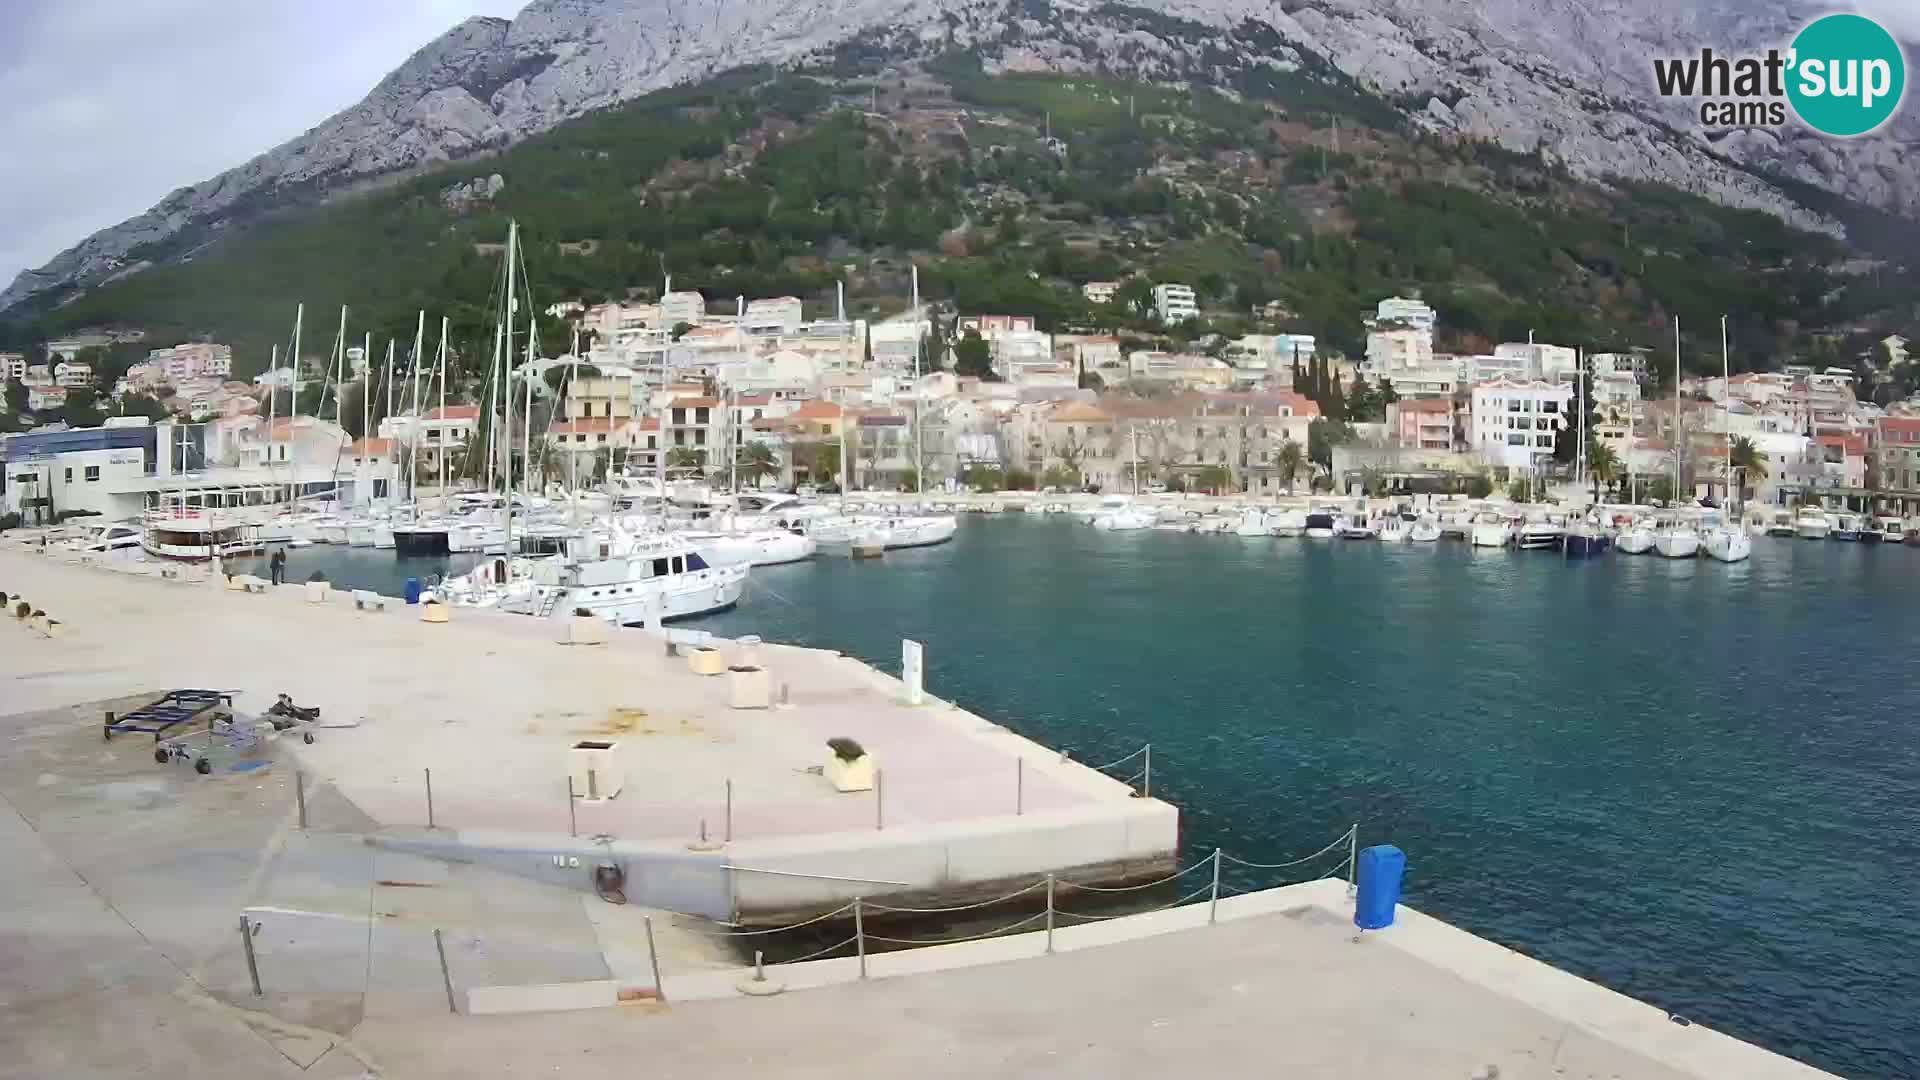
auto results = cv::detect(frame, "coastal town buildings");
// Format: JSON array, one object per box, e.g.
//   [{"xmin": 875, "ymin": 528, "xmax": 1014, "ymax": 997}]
[{"xmin": 1151, "ymin": 283, "xmax": 1198, "ymax": 324}]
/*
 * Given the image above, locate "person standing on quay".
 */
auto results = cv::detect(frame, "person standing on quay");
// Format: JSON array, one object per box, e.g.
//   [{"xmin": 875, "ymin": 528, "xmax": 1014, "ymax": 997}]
[{"xmin": 269, "ymin": 549, "xmax": 286, "ymax": 587}]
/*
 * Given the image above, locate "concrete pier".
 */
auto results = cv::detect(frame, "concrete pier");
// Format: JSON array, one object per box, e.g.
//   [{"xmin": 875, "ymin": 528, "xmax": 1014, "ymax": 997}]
[{"xmin": 0, "ymin": 545, "xmax": 1175, "ymax": 922}]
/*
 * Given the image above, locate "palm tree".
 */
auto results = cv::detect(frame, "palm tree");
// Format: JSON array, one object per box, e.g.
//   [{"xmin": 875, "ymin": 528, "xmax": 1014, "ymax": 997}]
[
  {"xmin": 738, "ymin": 441, "xmax": 778, "ymax": 489},
  {"xmin": 1276, "ymin": 439, "xmax": 1304, "ymax": 494},
  {"xmin": 665, "ymin": 447, "xmax": 704, "ymax": 473},
  {"xmin": 1729, "ymin": 436, "xmax": 1765, "ymax": 500},
  {"xmin": 1588, "ymin": 440, "xmax": 1619, "ymax": 501}
]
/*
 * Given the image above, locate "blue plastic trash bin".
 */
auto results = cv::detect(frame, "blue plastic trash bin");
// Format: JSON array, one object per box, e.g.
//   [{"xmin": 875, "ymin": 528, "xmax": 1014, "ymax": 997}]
[
  {"xmin": 403, "ymin": 577, "xmax": 423, "ymax": 605},
  {"xmin": 1354, "ymin": 845, "xmax": 1406, "ymax": 930}
]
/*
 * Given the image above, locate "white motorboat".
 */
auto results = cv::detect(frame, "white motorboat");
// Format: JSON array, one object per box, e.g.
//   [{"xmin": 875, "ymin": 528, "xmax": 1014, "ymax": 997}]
[
  {"xmin": 678, "ymin": 529, "xmax": 817, "ymax": 567},
  {"xmin": 1794, "ymin": 508, "xmax": 1831, "ymax": 540},
  {"xmin": 1337, "ymin": 515, "xmax": 1378, "ymax": 539},
  {"xmin": 1303, "ymin": 509, "xmax": 1338, "ymax": 539},
  {"xmin": 1267, "ymin": 509, "xmax": 1307, "ymax": 538},
  {"xmin": 141, "ymin": 507, "xmax": 266, "ymax": 561},
  {"xmin": 1378, "ymin": 511, "xmax": 1414, "ymax": 543},
  {"xmin": 1232, "ymin": 509, "xmax": 1270, "ymax": 537},
  {"xmin": 1516, "ymin": 514, "xmax": 1565, "ymax": 551},
  {"xmin": 60, "ymin": 521, "xmax": 144, "ymax": 554},
  {"xmin": 1469, "ymin": 511, "xmax": 1514, "ymax": 548},
  {"xmin": 1873, "ymin": 516, "xmax": 1906, "ymax": 544},
  {"xmin": 1653, "ymin": 518, "xmax": 1700, "ymax": 559},
  {"xmin": 1092, "ymin": 507, "xmax": 1156, "ymax": 531},
  {"xmin": 838, "ymin": 515, "xmax": 959, "ymax": 550},
  {"xmin": 1409, "ymin": 516, "xmax": 1442, "ymax": 543},
  {"xmin": 1701, "ymin": 514, "xmax": 1751, "ymax": 563},
  {"xmin": 1830, "ymin": 513, "xmax": 1863, "ymax": 542},
  {"xmin": 1617, "ymin": 518, "xmax": 1656, "ymax": 555},
  {"xmin": 494, "ymin": 543, "xmax": 748, "ymax": 624}
]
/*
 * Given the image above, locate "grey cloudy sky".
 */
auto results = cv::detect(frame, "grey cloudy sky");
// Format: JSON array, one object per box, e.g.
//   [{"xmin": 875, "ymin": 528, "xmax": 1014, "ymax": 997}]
[{"xmin": 0, "ymin": 0, "xmax": 526, "ymax": 291}]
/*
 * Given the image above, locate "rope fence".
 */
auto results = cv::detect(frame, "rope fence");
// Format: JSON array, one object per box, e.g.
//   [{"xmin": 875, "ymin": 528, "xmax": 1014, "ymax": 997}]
[{"xmin": 673, "ymin": 823, "xmax": 1360, "ymax": 977}]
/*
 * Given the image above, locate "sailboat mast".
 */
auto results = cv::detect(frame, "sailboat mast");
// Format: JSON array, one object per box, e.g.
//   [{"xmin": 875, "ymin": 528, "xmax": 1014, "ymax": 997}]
[
  {"xmin": 1721, "ymin": 314, "xmax": 1732, "ymax": 510},
  {"xmin": 1673, "ymin": 317, "xmax": 1682, "ymax": 502},
  {"xmin": 361, "ymin": 331, "xmax": 371, "ymax": 444},
  {"xmin": 332, "ymin": 305, "xmax": 347, "ymax": 422},
  {"xmin": 911, "ymin": 264, "xmax": 924, "ymax": 494},
  {"xmin": 437, "ymin": 317, "xmax": 450, "ymax": 497},
  {"xmin": 406, "ymin": 311, "xmax": 425, "ymax": 509}
]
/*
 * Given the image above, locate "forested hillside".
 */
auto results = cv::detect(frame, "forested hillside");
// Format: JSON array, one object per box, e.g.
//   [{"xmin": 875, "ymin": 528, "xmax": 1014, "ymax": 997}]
[{"xmin": 5, "ymin": 45, "xmax": 1914, "ymax": 391}]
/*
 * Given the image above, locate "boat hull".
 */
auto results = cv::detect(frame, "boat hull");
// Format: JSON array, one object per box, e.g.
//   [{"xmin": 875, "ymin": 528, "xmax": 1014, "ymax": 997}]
[
  {"xmin": 1617, "ymin": 529, "xmax": 1656, "ymax": 555},
  {"xmin": 1702, "ymin": 530, "xmax": 1752, "ymax": 563},
  {"xmin": 1654, "ymin": 533, "xmax": 1700, "ymax": 558}
]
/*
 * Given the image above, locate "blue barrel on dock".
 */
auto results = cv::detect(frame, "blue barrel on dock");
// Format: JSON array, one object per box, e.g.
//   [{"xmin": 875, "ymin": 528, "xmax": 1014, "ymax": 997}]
[
  {"xmin": 403, "ymin": 577, "xmax": 423, "ymax": 605},
  {"xmin": 1354, "ymin": 845, "xmax": 1406, "ymax": 930}
]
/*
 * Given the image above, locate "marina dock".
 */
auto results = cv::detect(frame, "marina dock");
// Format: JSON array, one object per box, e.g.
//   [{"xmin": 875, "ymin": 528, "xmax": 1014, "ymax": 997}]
[{"xmin": 0, "ymin": 542, "xmax": 1840, "ymax": 1078}]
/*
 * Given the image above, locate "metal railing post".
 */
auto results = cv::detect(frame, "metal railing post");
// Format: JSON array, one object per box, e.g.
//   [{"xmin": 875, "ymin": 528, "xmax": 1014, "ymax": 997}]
[
  {"xmin": 874, "ymin": 769, "xmax": 884, "ymax": 831},
  {"xmin": 1016, "ymin": 757, "xmax": 1024, "ymax": 816},
  {"xmin": 854, "ymin": 897, "xmax": 867, "ymax": 979},
  {"xmin": 434, "ymin": 928, "xmax": 456, "ymax": 1013},
  {"xmin": 1347, "ymin": 824, "xmax": 1359, "ymax": 897},
  {"xmin": 239, "ymin": 915, "xmax": 262, "ymax": 996},
  {"xmin": 424, "ymin": 768, "xmax": 435, "ymax": 829},
  {"xmin": 1045, "ymin": 874, "xmax": 1056, "ymax": 954},
  {"xmin": 567, "ymin": 776, "xmax": 577, "ymax": 838},
  {"xmin": 1143, "ymin": 743, "xmax": 1152, "ymax": 798},
  {"xmin": 725, "ymin": 779, "xmax": 733, "ymax": 843},
  {"xmin": 294, "ymin": 770, "xmax": 307, "ymax": 830},
  {"xmin": 643, "ymin": 915, "xmax": 666, "ymax": 1001},
  {"xmin": 1208, "ymin": 849, "xmax": 1222, "ymax": 925}
]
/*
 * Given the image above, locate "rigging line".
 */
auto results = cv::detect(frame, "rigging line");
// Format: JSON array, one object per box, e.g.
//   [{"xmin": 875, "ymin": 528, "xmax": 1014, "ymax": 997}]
[{"xmin": 1086, "ymin": 745, "xmax": 1148, "ymax": 772}]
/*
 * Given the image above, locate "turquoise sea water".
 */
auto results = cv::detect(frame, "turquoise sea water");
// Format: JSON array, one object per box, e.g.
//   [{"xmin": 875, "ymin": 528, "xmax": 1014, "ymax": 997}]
[{"xmin": 244, "ymin": 521, "xmax": 1918, "ymax": 1075}]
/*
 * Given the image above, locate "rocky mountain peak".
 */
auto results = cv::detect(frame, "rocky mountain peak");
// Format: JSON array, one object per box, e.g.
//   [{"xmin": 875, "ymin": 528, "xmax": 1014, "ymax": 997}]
[{"xmin": 6, "ymin": 0, "xmax": 1914, "ymax": 314}]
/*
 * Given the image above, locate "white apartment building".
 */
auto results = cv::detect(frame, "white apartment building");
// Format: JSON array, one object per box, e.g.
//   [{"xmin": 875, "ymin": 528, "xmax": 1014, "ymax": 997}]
[
  {"xmin": 1471, "ymin": 378, "xmax": 1572, "ymax": 469},
  {"xmin": 1082, "ymin": 281, "xmax": 1118, "ymax": 305},
  {"xmin": 1152, "ymin": 283, "xmax": 1198, "ymax": 324},
  {"xmin": 0, "ymin": 353, "xmax": 24, "ymax": 382},
  {"xmin": 660, "ymin": 290, "xmax": 706, "ymax": 327},
  {"xmin": 53, "ymin": 361, "xmax": 93, "ymax": 388},
  {"xmin": 742, "ymin": 297, "xmax": 803, "ymax": 337},
  {"xmin": 1494, "ymin": 342, "xmax": 1578, "ymax": 381},
  {"xmin": 1366, "ymin": 327, "xmax": 1433, "ymax": 373},
  {"xmin": 1370, "ymin": 297, "xmax": 1437, "ymax": 334},
  {"xmin": 1589, "ymin": 351, "xmax": 1649, "ymax": 378}
]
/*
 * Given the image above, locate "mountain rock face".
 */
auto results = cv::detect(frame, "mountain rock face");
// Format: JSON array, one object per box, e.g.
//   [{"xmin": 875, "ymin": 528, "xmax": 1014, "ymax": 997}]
[{"xmin": 8, "ymin": 0, "xmax": 1915, "ymax": 313}]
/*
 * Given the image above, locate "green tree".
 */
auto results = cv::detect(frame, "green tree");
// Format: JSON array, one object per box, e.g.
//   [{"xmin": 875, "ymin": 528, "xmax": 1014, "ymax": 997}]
[
  {"xmin": 961, "ymin": 464, "xmax": 1004, "ymax": 492},
  {"xmin": 796, "ymin": 440, "xmax": 841, "ymax": 487},
  {"xmin": 58, "ymin": 388, "xmax": 106, "ymax": 428},
  {"xmin": 1307, "ymin": 417, "xmax": 1351, "ymax": 470},
  {"xmin": 666, "ymin": 446, "xmax": 705, "ymax": 471},
  {"xmin": 1729, "ymin": 436, "xmax": 1766, "ymax": 499},
  {"xmin": 3, "ymin": 379, "xmax": 27, "ymax": 415},
  {"xmin": 1195, "ymin": 464, "xmax": 1233, "ymax": 493},
  {"xmin": 1588, "ymin": 439, "xmax": 1619, "ymax": 501},
  {"xmin": 1040, "ymin": 464, "xmax": 1081, "ymax": 490},
  {"xmin": 1346, "ymin": 372, "xmax": 1378, "ymax": 421},
  {"xmin": 737, "ymin": 441, "xmax": 778, "ymax": 488},
  {"xmin": 1005, "ymin": 467, "xmax": 1036, "ymax": 491},
  {"xmin": 1466, "ymin": 471, "xmax": 1494, "ymax": 498},
  {"xmin": 953, "ymin": 331, "xmax": 993, "ymax": 378},
  {"xmin": 115, "ymin": 393, "xmax": 170, "ymax": 421},
  {"xmin": 1276, "ymin": 438, "xmax": 1304, "ymax": 494},
  {"xmin": 671, "ymin": 321, "xmax": 694, "ymax": 341}
]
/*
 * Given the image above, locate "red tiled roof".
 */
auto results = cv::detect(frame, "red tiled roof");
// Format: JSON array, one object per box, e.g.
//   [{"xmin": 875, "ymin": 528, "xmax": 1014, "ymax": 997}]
[
  {"xmin": 790, "ymin": 400, "xmax": 843, "ymax": 420},
  {"xmin": 1877, "ymin": 417, "xmax": 1920, "ymax": 434},
  {"xmin": 425, "ymin": 405, "xmax": 480, "ymax": 421},
  {"xmin": 350, "ymin": 438, "xmax": 395, "ymax": 456},
  {"xmin": 1050, "ymin": 401, "xmax": 1111, "ymax": 422},
  {"xmin": 670, "ymin": 396, "xmax": 721, "ymax": 409},
  {"xmin": 735, "ymin": 393, "xmax": 775, "ymax": 406},
  {"xmin": 1397, "ymin": 398, "xmax": 1452, "ymax": 414}
]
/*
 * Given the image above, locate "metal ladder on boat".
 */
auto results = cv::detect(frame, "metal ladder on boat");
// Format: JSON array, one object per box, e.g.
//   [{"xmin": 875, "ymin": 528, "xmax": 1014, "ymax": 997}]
[{"xmin": 535, "ymin": 590, "xmax": 562, "ymax": 618}]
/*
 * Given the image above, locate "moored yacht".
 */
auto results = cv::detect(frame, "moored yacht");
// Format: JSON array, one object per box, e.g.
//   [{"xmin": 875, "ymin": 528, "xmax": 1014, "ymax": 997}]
[
  {"xmin": 1516, "ymin": 513, "xmax": 1566, "ymax": 551},
  {"xmin": 1617, "ymin": 517, "xmax": 1656, "ymax": 555},
  {"xmin": 442, "ymin": 537, "xmax": 748, "ymax": 623},
  {"xmin": 1873, "ymin": 517, "xmax": 1905, "ymax": 545},
  {"xmin": 1303, "ymin": 509, "xmax": 1338, "ymax": 539},
  {"xmin": 1267, "ymin": 508, "xmax": 1308, "ymax": 538},
  {"xmin": 1653, "ymin": 517, "xmax": 1700, "ymax": 559},
  {"xmin": 1830, "ymin": 512, "xmax": 1862, "ymax": 542},
  {"xmin": 1794, "ymin": 508, "xmax": 1831, "ymax": 540},
  {"xmin": 1469, "ymin": 511, "xmax": 1514, "ymax": 548},
  {"xmin": 1700, "ymin": 513, "xmax": 1751, "ymax": 563}
]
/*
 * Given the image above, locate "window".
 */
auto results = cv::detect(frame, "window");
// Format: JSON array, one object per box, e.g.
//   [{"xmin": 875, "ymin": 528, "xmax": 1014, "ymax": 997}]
[
  {"xmin": 598, "ymin": 434, "xmax": 608, "ymax": 443},
  {"xmin": 671, "ymin": 408, "xmax": 686, "ymax": 424},
  {"xmin": 694, "ymin": 429, "xmax": 706, "ymax": 446},
  {"xmin": 1542, "ymin": 401, "xmax": 1560, "ymax": 414},
  {"xmin": 1535, "ymin": 436, "xmax": 1553, "ymax": 448},
  {"xmin": 651, "ymin": 557, "xmax": 669, "ymax": 578},
  {"xmin": 695, "ymin": 407, "xmax": 710, "ymax": 424},
  {"xmin": 576, "ymin": 434, "xmax": 586, "ymax": 443},
  {"xmin": 1508, "ymin": 434, "xmax": 1527, "ymax": 446},
  {"xmin": 64, "ymin": 468, "xmax": 72, "ymax": 482},
  {"xmin": 647, "ymin": 436, "xmax": 657, "ymax": 449},
  {"xmin": 85, "ymin": 466, "xmax": 99, "ymax": 482}
]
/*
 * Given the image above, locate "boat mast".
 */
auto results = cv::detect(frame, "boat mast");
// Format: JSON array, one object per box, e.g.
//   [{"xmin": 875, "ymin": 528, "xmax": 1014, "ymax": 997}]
[
  {"xmin": 406, "ymin": 311, "xmax": 425, "ymax": 512},
  {"xmin": 568, "ymin": 327, "xmax": 580, "ymax": 527},
  {"xmin": 437, "ymin": 316, "xmax": 450, "ymax": 497},
  {"xmin": 911, "ymin": 264, "xmax": 924, "ymax": 495},
  {"xmin": 1673, "ymin": 317, "xmax": 1682, "ymax": 505},
  {"xmin": 1576, "ymin": 347, "xmax": 1586, "ymax": 498},
  {"xmin": 289, "ymin": 304, "xmax": 303, "ymax": 500},
  {"xmin": 1721, "ymin": 314, "xmax": 1733, "ymax": 514},
  {"xmin": 361, "ymin": 331, "xmax": 371, "ymax": 447}
]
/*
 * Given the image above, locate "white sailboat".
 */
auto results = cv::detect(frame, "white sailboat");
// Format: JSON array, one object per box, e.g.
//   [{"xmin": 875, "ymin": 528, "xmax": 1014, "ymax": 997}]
[
  {"xmin": 1701, "ymin": 316, "xmax": 1750, "ymax": 563},
  {"xmin": 1654, "ymin": 516, "xmax": 1701, "ymax": 559}
]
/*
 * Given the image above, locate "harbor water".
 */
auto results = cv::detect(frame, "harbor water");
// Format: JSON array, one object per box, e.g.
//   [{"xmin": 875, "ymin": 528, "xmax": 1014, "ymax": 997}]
[{"xmin": 237, "ymin": 518, "xmax": 1917, "ymax": 1076}]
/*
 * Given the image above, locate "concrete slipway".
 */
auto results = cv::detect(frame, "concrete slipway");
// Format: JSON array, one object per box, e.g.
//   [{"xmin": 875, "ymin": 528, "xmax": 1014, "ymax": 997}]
[{"xmin": 0, "ymin": 543, "xmax": 1837, "ymax": 1079}]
